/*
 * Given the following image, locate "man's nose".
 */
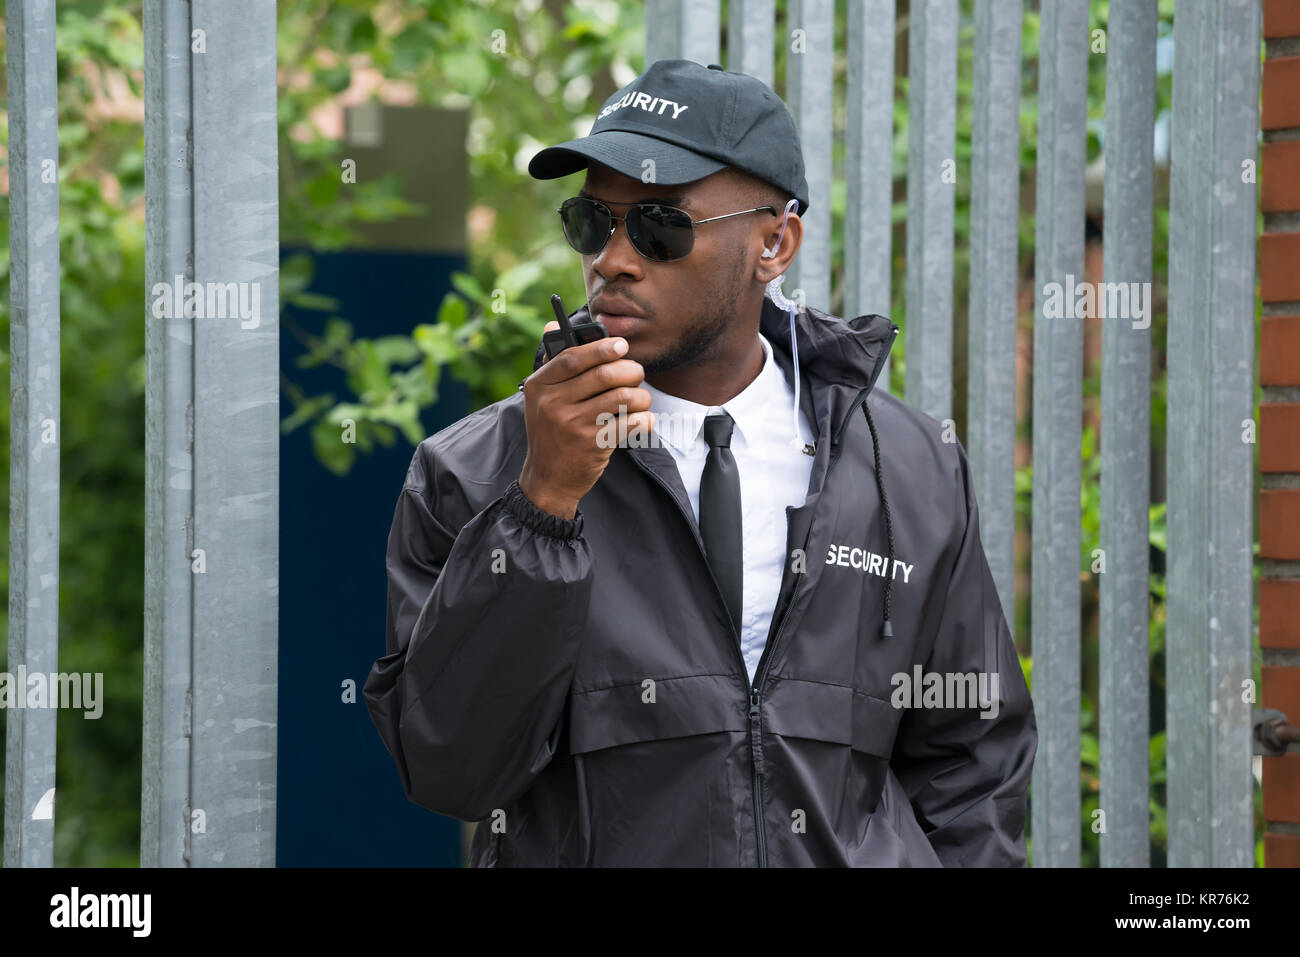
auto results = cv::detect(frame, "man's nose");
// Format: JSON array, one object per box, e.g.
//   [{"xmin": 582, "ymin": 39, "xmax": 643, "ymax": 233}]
[{"xmin": 592, "ymin": 216, "xmax": 644, "ymax": 280}]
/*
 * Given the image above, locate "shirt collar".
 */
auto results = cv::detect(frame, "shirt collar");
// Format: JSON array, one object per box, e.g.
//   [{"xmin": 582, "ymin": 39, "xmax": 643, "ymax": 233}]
[{"xmin": 639, "ymin": 333, "xmax": 779, "ymax": 454}]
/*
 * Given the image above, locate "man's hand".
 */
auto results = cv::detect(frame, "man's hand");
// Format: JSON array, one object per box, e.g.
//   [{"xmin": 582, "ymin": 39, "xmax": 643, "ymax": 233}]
[{"xmin": 517, "ymin": 320, "xmax": 654, "ymax": 519}]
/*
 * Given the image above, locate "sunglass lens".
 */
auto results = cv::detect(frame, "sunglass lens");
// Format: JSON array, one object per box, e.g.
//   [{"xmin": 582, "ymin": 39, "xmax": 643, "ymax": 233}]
[
  {"xmin": 560, "ymin": 198, "xmax": 609, "ymax": 255},
  {"xmin": 629, "ymin": 204, "xmax": 694, "ymax": 261}
]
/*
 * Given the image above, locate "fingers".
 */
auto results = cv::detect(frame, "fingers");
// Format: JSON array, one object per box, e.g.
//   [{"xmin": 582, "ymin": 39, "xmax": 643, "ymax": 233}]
[
  {"xmin": 573, "ymin": 383, "xmax": 653, "ymax": 425},
  {"xmin": 530, "ymin": 333, "xmax": 630, "ymax": 385},
  {"xmin": 561, "ymin": 359, "xmax": 647, "ymax": 407},
  {"xmin": 541, "ymin": 321, "xmax": 560, "ymax": 354},
  {"xmin": 594, "ymin": 408, "xmax": 657, "ymax": 447}
]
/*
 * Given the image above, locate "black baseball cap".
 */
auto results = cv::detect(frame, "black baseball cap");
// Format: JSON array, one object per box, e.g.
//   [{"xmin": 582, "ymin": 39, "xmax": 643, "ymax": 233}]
[{"xmin": 528, "ymin": 58, "xmax": 810, "ymax": 216}]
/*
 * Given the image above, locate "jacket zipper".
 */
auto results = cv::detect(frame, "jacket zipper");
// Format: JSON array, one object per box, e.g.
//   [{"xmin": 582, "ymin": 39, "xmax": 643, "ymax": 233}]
[
  {"xmin": 745, "ymin": 407, "xmax": 858, "ymax": 868},
  {"xmin": 626, "ymin": 325, "xmax": 896, "ymax": 868},
  {"xmin": 749, "ymin": 685, "xmax": 765, "ymax": 866},
  {"xmin": 746, "ymin": 326, "xmax": 897, "ymax": 867},
  {"xmin": 624, "ymin": 457, "xmax": 767, "ymax": 863},
  {"xmin": 735, "ymin": 381, "xmax": 875, "ymax": 868}
]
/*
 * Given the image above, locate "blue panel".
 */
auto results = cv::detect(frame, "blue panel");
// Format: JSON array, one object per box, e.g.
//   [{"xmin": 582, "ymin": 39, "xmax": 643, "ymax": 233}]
[{"xmin": 278, "ymin": 246, "xmax": 470, "ymax": 866}]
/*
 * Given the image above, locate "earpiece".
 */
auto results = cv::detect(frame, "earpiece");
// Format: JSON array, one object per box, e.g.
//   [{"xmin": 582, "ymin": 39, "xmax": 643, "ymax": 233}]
[
  {"xmin": 762, "ymin": 198, "xmax": 800, "ymax": 259},
  {"xmin": 764, "ymin": 199, "xmax": 811, "ymax": 458}
]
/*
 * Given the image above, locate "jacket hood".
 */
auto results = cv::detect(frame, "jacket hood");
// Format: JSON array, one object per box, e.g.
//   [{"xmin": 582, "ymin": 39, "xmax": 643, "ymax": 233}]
[{"xmin": 757, "ymin": 290, "xmax": 897, "ymax": 390}]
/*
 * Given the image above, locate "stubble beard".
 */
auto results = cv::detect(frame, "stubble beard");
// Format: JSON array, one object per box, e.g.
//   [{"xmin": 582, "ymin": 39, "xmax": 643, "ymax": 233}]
[{"xmin": 637, "ymin": 247, "xmax": 750, "ymax": 376}]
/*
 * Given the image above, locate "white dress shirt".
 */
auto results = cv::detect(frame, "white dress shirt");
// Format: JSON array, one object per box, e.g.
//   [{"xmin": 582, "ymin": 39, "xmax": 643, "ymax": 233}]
[{"xmin": 638, "ymin": 333, "xmax": 817, "ymax": 685}]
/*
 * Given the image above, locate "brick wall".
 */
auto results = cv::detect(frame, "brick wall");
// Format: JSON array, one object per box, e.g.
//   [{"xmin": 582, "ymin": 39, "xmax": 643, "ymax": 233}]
[{"xmin": 1260, "ymin": 0, "xmax": 1300, "ymax": 869}]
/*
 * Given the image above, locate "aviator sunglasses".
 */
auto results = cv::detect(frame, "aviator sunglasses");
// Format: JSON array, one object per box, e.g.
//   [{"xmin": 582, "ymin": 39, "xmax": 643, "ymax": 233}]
[{"xmin": 557, "ymin": 195, "xmax": 778, "ymax": 263}]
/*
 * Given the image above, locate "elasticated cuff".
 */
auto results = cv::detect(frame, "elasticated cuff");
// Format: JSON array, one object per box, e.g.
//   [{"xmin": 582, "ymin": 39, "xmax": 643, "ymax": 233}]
[{"xmin": 503, "ymin": 479, "xmax": 584, "ymax": 540}]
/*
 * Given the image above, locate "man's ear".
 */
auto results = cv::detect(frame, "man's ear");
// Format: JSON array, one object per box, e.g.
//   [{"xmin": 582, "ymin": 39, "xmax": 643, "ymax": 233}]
[{"xmin": 756, "ymin": 212, "xmax": 802, "ymax": 282}]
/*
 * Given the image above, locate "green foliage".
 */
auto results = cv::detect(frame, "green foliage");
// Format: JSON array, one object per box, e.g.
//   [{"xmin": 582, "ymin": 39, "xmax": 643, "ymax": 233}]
[{"xmin": 277, "ymin": 0, "xmax": 643, "ymax": 423}]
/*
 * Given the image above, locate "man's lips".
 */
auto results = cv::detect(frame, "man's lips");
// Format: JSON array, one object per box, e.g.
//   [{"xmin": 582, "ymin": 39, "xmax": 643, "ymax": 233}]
[{"xmin": 595, "ymin": 312, "xmax": 645, "ymax": 334}]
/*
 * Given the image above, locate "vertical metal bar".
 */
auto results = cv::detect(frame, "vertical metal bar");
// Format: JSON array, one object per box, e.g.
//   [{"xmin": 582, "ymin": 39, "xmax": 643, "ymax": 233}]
[
  {"xmin": 1099, "ymin": 0, "xmax": 1156, "ymax": 869},
  {"xmin": 1165, "ymin": 0, "xmax": 1259, "ymax": 868},
  {"xmin": 646, "ymin": 0, "xmax": 720, "ymax": 66},
  {"xmin": 1029, "ymin": 0, "xmax": 1088, "ymax": 868},
  {"xmin": 187, "ymin": 0, "xmax": 280, "ymax": 867},
  {"xmin": 727, "ymin": 0, "xmax": 774, "ymax": 89},
  {"xmin": 4, "ymin": 0, "xmax": 60, "ymax": 869},
  {"xmin": 785, "ymin": 0, "xmax": 833, "ymax": 313},
  {"xmin": 967, "ymin": 0, "xmax": 1022, "ymax": 633},
  {"xmin": 680, "ymin": 0, "xmax": 721, "ymax": 65},
  {"xmin": 845, "ymin": 0, "xmax": 897, "ymax": 392},
  {"xmin": 143, "ymin": 0, "xmax": 280, "ymax": 867},
  {"xmin": 142, "ymin": 0, "xmax": 196, "ymax": 868},
  {"xmin": 904, "ymin": 0, "xmax": 957, "ymax": 421},
  {"xmin": 645, "ymin": 0, "xmax": 682, "ymax": 65}
]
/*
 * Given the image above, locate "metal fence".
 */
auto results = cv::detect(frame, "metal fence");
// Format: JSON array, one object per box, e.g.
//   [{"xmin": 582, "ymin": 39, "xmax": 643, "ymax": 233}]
[
  {"xmin": 6, "ymin": 0, "xmax": 280, "ymax": 867},
  {"xmin": 647, "ymin": 0, "xmax": 1260, "ymax": 867},
  {"xmin": 4, "ymin": 0, "xmax": 1260, "ymax": 867}
]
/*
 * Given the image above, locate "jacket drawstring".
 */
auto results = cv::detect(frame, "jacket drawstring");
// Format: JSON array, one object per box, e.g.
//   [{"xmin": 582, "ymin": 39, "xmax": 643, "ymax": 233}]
[
  {"xmin": 770, "ymin": 254, "xmax": 894, "ymax": 639},
  {"xmin": 862, "ymin": 399, "xmax": 895, "ymax": 639}
]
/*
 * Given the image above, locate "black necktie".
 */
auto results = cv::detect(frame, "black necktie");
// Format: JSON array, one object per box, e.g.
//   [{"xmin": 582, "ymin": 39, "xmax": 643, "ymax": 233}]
[{"xmin": 700, "ymin": 410, "xmax": 743, "ymax": 637}]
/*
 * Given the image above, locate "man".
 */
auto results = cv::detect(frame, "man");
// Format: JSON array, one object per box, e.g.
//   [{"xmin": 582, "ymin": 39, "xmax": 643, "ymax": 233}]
[{"xmin": 364, "ymin": 58, "xmax": 1036, "ymax": 866}]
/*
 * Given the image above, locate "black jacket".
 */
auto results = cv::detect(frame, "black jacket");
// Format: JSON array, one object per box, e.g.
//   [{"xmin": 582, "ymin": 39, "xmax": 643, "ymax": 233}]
[{"xmin": 364, "ymin": 292, "xmax": 1037, "ymax": 866}]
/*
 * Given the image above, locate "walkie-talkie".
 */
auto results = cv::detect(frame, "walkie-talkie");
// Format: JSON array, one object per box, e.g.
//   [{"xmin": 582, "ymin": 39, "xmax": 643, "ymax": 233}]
[{"xmin": 542, "ymin": 293, "xmax": 609, "ymax": 360}]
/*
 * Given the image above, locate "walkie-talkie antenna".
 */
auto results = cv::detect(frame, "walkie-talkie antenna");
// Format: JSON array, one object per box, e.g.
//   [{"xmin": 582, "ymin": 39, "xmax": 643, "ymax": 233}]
[{"xmin": 551, "ymin": 294, "xmax": 578, "ymax": 350}]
